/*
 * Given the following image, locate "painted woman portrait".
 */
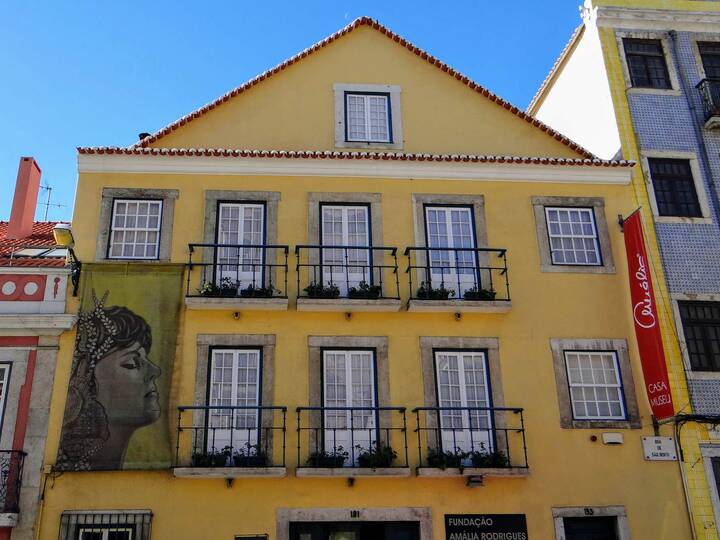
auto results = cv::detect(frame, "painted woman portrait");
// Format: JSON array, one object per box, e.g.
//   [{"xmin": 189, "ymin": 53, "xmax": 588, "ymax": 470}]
[{"xmin": 57, "ymin": 291, "xmax": 162, "ymax": 470}]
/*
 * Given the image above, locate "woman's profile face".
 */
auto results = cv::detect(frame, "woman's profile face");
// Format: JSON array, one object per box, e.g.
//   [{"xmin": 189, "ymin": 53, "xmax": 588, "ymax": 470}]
[{"xmin": 94, "ymin": 341, "xmax": 161, "ymax": 427}]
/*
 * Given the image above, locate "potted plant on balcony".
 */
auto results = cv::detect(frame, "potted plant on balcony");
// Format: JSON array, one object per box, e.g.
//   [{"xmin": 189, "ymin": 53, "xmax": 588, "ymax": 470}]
[
  {"xmin": 426, "ymin": 447, "xmax": 469, "ymax": 470},
  {"xmin": 463, "ymin": 286, "xmax": 496, "ymax": 301},
  {"xmin": 306, "ymin": 447, "xmax": 348, "ymax": 467},
  {"xmin": 198, "ymin": 278, "xmax": 239, "ymax": 297},
  {"xmin": 347, "ymin": 281, "xmax": 382, "ymax": 300},
  {"xmin": 416, "ymin": 281, "xmax": 455, "ymax": 300},
  {"xmin": 191, "ymin": 448, "xmax": 230, "ymax": 467},
  {"xmin": 303, "ymin": 281, "xmax": 340, "ymax": 299},
  {"xmin": 469, "ymin": 445, "xmax": 509, "ymax": 468},
  {"xmin": 232, "ymin": 443, "xmax": 269, "ymax": 467},
  {"xmin": 356, "ymin": 443, "xmax": 397, "ymax": 468},
  {"xmin": 239, "ymin": 284, "xmax": 276, "ymax": 298}
]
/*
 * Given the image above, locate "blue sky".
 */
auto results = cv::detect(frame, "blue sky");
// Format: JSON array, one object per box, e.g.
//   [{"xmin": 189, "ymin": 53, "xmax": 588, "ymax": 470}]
[{"xmin": 0, "ymin": 1, "xmax": 581, "ymax": 222}]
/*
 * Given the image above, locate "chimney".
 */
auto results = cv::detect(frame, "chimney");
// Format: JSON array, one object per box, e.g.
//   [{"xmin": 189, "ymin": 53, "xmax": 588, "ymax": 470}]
[{"xmin": 7, "ymin": 157, "xmax": 42, "ymax": 240}]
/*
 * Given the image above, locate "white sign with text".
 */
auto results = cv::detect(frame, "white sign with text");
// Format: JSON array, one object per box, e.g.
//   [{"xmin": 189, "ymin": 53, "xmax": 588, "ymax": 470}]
[{"xmin": 642, "ymin": 436, "xmax": 677, "ymax": 461}]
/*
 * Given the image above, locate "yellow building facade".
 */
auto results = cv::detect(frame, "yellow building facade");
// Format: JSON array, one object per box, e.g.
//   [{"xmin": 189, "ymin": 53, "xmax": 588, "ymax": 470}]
[{"xmin": 37, "ymin": 18, "xmax": 691, "ymax": 540}]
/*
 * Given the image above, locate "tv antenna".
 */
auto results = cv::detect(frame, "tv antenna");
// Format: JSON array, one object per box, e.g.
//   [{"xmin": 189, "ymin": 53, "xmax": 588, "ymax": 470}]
[{"xmin": 39, "ymin": 183, "xmax": 66, "ymax": 221}]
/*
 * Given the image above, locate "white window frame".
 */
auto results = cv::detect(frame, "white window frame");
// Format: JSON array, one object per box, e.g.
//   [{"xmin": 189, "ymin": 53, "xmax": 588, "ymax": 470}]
[
  {"xmin": 345, "ymin": 93, "xmax": 391, "ymax": 143},
  {"xmin": 333, "ymin": 83, "xmax": 403, "ymax": 150},
  {"xmin": 434, "ymin": 350, "xmax": 493, "ymax": 454},
  {"xmin": 108, "ymin": 199, "xmax": 163, "ymax": 260},
  {"xmin": 322, "ymin": 349, "xmax": 377, "ymax": 465},
  {"xmin": 564, "ymin": 351, "xmax": 627, "ymax": 421},
  {"xmin": 552, "ymin": 506, "xmax": 630, "ymax": 540},
  {"xmin": 0, "ymin": 364, "xmax": 10, "ymax": 434},
  {"xmin": 320, "ymin": 204, "xmax": 371, "ymax": 295},
  {"xmin": 216, "ymin": 202, "xmax": 266, "ymax": 288},
  {"xmin": 701, "ymin": 445, "xmax": 720, "ymax": 532},
  {"xmin": 544, "ymin": 207, "xmax": 602, "ymax": 267},
  {"xmin": 207, "ymin": 348, "xmax": 262, "ymax": 453},
  {"xmin": 78, "ymin": 528, "xmax": 133, "ymax": 540}
]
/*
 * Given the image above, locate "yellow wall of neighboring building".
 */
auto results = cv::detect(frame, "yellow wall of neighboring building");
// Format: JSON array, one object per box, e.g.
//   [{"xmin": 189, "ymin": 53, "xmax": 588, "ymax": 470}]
[{"xmin": 592, "ymin": 0, "xmax": 720, "ymax": 11}]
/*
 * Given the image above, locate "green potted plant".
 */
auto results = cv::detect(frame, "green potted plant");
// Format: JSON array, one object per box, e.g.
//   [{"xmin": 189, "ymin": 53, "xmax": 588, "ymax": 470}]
[
  {"xmin": 239, "ymin": 284, "xmax": 276, "ymax": 298},
  {"xmin": 416, "ymin": 281, "xmax": 455, "ymax": 300},
  {"xmin": 426, "ymin": 447, "xmax": 468, "ymax": 469},
  {"xmin": 348, "ymin": 281, "xmax": 382, "ymax": 299},
  {"xmin": 356, "ymin": 443, "xmax": 397, "ymax": 468},
  {"xmin": 306, "ymin": 447, "xmax": 348, "ymax": 467},
  {"xmin": 192, "ymin": 448, "xmax": 229, "ymax": 467},
  {"xmin": 463, "ymin": 286, "xmax": 496, "ymax": 301},
  {"xmin": 232, "ymin": 443, "xmax": 269, "ymax": 467},
  {"xmin": 303, "ymin": 281, "xmax": 341, "ymax": 299},
  {"xmin": 199, "ymin": 278, "xmax": 238, "ymax": 297},
  {"xmin": 198, "ymin": 281, "xmax": 221, "ymax": 297},
  {"xmin": 469, "ymin": 447, "xmax": 509, "ymax": 468}
]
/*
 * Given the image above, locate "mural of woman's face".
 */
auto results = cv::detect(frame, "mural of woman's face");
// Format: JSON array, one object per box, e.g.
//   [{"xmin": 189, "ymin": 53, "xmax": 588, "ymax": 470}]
[{"xmin": 94, "ymin": 341, "xmax": 161, "ymax": 427}]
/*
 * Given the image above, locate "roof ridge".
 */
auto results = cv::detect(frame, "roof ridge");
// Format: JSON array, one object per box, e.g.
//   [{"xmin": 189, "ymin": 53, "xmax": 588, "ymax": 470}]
[
  {"xmin": 78, "ymin": 146, "xmax": 633, "ymax": 167},
  {"xmin": 134, "ymin": 16, "xmax": 597, "ymax": 159}
]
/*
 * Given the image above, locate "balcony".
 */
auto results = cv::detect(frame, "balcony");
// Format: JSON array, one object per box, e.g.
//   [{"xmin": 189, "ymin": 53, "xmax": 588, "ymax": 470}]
[
  {"xmin": 413, "ymin": 406, "xmax": 528, "ymax": 481},
  {"xmin": 184, "ymin": 243, "xmax": 289, "ymax": 311},
  {"xmin": 173, "ymin": 405, "xmax": 287, "ymax": 479},
  {"xmin": 0, "ymin": 450, "xmax": 25, "ymax": 526},
  {"xmin": 295, "ymin": 406, "xmax": 411, "ymax": 477},
  {"xmin": 295, "ymin": 245, "xmax": 402, "ymax": 312},
  {"xmin": 404, "ymin": 247, "xmax": 511, "ymax": 313},
  {"xmin": 697, "ymin": 78, "xmax": 720, "ymax": 129}
]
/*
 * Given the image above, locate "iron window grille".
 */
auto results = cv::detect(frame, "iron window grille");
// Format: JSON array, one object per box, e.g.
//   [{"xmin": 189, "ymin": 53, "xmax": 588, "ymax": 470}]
[
  {"xmin": 648, "ymin": 158, "xmax": 702, "ymax": 218},
  {"xmin": 679, "ymin": 301, "xmax": 720, "ymax": 372},
  {"xmin": 59, "ymin": 511, "xmax": 152, "ymax": 540},
  {"xmin": 623, "ymin": 38, "xmax": 671, "ymax": 89}
]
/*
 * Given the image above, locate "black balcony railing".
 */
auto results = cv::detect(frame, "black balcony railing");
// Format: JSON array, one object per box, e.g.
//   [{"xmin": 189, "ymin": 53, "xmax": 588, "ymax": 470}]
[
  {"xmin": 404, "ymin": 247, "xmax": 510, "ymax": 302},
  {"xmin": 295, "ymin": 245, "xmax": 400, "ymax": 300},
  {"xmin": 174, "ymin": 405, "xmax": 287, "ymax": 468},
  {"xmin": 185, "ymin": 243, "xmax": 289, "ymax": 299},
  {"xmin": 296, "ymin": 406, "xmax": 409, "ymax": 468},
  {"xmin": 0, "ymin": 450, "xmax": 25, "ymax": 513},
  {"xmin": 413, "ymin": 406, "xmax": 528, "ymax": 470},
  {"xmin": 697, "ymin": 78, "xmax": 720, "ymax": 122}
]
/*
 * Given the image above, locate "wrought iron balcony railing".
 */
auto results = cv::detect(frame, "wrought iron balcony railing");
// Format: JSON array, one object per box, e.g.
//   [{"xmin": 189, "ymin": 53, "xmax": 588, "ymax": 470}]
[
  {"xmin": 174, "ymin": 405, "xmax": 287, "ymax": 468},
  {"xmin": 295, "ymin": 245, "xmax": 400, "ymax": 300},
  {"xmin": 185, "ymin": 243, "xmax": 289, "ymax": 299},
  {"xmin": 412, "ymin": 406, "xmax": 528, "ymax": 470},
  {"xmin": 296, "ymin": 406, "xmax": 408, "ymax": 468},
  {"xmin": 697, "ymin": 78, "xmax": 720, "ymax": 123},
  {"xmin": 404, "ymin": 247, "xmax": 510, "ymax": 302},
  {"xmin": 0, "ymin": 450, "xmax": 25, "ymax": 513}
]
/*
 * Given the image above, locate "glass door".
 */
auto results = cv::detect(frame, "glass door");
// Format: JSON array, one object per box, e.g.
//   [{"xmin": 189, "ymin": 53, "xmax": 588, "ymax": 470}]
[
  {"xmin": 323, "ymin": 350, "xmax": 377, "ymax": 465},
  {"xmin": 321, "ymin": 205, "xmax": 371, "ymax": 296},
  {"xmin": 207, "ymin": 349, "xmax": 261, "ymax": 455},
  {"xmin": 424, "ymin": 206, "xmax": 477, "ymax": 296},
  {"xmin": 216, "ymin": 203, "xmax": 265, "ymax": 290},
  {"xmin": 434, "ymin": 351, "xmax": 493, "ymax": 457}
]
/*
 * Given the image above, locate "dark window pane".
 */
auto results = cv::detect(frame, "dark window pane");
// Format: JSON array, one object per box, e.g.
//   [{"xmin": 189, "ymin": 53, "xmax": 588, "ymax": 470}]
[
  {"xmin": 648, "ymin": 158, "xmax": 702, "ymax": 217},
  {"xmin": 679, "ymin": 301, "xmax": 720, "ymax": 372},
  {"xmin": 713, "ymin": 458, "xmax": 720, "ymax": 499},
  {"xmin": 564, "ymin": 517, "xmax": 618, "ymax": 540},
  {"xmin": 623, "ymin": 39, "xmax": 671, "ymax": 89},
  {"xmin": 699, "ymin": 42, "xmax": 720, "ymax": 79}
]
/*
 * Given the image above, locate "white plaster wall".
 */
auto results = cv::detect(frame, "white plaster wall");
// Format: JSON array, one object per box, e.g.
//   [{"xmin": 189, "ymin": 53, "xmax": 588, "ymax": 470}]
[{"xmin": 534, "ymin": 20, "xmax": 622, "ymax": 160}]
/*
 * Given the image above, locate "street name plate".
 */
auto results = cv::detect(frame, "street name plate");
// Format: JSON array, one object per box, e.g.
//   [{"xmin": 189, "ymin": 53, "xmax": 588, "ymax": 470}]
[
  {"xmin": 642, "ymin": 436, "xmax": 677, "ymax": 461},
  {"xmin": 445, "ymin": 514, "xmax": 528, "ymax": 539}
]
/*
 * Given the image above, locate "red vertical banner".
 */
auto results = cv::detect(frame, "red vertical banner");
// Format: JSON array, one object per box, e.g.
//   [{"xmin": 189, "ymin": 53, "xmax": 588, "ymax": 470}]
[{"xmin": 624, "ymin": 211, "xmax": 674, "ymax": 419}]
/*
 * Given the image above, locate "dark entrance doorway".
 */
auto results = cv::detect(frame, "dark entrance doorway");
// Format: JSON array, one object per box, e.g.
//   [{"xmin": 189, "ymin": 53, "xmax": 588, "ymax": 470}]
[
  {"xmin": 290, "ymin": 522, "xmax": 419, "ymax": 540},
  {"xmin": 563, "ymin": 516, "xmax": 619, "ymax": 540}
]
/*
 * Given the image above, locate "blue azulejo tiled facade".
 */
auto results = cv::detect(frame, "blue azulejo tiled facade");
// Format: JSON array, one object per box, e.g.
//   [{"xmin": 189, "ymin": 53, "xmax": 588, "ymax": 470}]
[{"xmin": 620, "ymin": 28, "xmax": 720, "ymax": 410}]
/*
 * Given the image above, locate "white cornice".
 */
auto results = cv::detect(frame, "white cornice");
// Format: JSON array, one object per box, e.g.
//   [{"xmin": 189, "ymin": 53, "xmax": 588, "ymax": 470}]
[
  {"xmin": 78, "ymin": 154, "xmax": 632, "ymax": 185},
  {"xmin": 596, "ymin": 6, "xmax": 720, "ymax": 32},
  {"xmin": 0, "ymin": 314, "xmax": 76, "ymax": 336},
  {"xmin": 0, "ymin": 267, "xmax": 70, "ymax": 275}
]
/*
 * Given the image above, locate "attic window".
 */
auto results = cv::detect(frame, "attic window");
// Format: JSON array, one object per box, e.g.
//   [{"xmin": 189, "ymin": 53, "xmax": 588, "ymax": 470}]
[
  {"xmin": 333, "ymin": 83, "xmax": 403, "ymax": 150},
  {"xmin": 12, "ymin": 247, "xmax": 67, "ymax": 259},
  {"xmin": 345, "ymin": 92, "xmax": 391, "ymax": 143}
]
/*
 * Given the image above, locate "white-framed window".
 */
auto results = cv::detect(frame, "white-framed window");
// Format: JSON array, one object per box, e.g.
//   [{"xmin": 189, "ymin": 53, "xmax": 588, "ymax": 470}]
[
  {"xmin": 321, "ymin": 204, "xmax": 371, "ymax": 295},
  {"xmin": 108, "ymin": 199, "xmax": 163, "ymax": 259},
  {"xmin": 323, "ymin": 349, "xmax": 376, "ymax": 464},
  {"xmin": 78, "ymin": 528, "xmax": 133, "ymax": 540},
  {"xmin": 345, "ymin": 93, "xmax": 391, "ymax": 143},
  {"xmin": 564, "ymin": 351, "xmax": 626, "ymax": 421},
  {"xmin": 424, "ymin": 205, "xmax": 478, "ymax": 295},
  {"xmin": 434, "ymin": 350, "xmax": 493, "ymax": 454},
  {"xmin": 0, "ymin": 364, "xmax": 10, "ymax": 433},
  {"xmin": 544, "ymin": 207, "xmax": 601, "ymax": 266},
  {"xmin": 208, "ymin": 348, "xmax": 261, "ymax": 452},
  {"xmin": 216, "ymin": 202, "xmax": 265, "ymax": 288}
]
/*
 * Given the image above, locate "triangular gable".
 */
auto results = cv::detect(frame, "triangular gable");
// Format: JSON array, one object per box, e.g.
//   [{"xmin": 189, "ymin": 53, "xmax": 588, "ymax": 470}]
[{"xmin": 139, "ymin": 17, "xmax": 594, "ymax": 159}]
